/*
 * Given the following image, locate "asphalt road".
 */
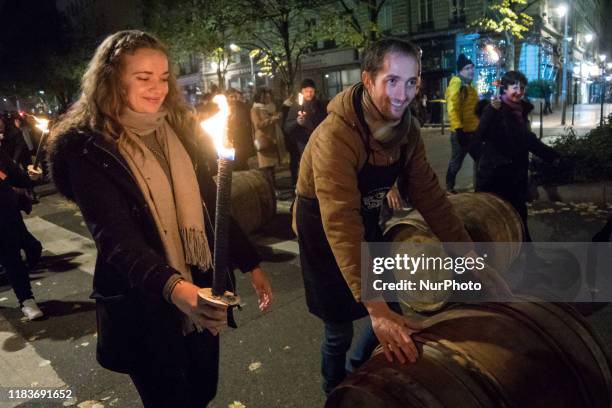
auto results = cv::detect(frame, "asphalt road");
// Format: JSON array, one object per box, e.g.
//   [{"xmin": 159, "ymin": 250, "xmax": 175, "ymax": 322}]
[{"xmin": 0, "ymin": 128, "xmax": 611, "ymax": 408}]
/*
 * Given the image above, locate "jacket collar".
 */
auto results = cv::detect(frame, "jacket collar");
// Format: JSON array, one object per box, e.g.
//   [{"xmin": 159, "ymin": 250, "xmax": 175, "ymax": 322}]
[{"xmin": 328, "ymin": 83, "xmax": 412, "ymax": 153}]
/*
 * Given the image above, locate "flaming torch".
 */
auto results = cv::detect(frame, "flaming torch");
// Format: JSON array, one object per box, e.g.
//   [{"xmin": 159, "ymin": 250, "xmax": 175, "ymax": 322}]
[
  {"xmin": 199, "ymin": 94, "xmax": 241, "ymax": 308},
  {"xmin": 298, "ymin": 92, "xmax": 304, "ymax": 114},
  {"xmin": 28, "ymin": 116, "xmax": 49, "ymax": 177}
]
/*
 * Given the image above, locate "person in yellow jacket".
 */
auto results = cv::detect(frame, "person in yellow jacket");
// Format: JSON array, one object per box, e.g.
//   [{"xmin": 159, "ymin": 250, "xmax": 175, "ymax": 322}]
[{"xmin": 445, "ymin": 53, "xmax": 481, "ymax": 193}]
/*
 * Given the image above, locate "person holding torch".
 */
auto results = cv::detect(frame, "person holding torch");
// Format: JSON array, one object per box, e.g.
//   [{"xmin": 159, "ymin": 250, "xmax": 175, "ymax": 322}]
[
  {"xmin": 283, "ymin": 78, "xmax": 327, "ymax": 160},
  {"xmin": 49, "ymin": 30, "xmax": 273, "ymax": 408}
]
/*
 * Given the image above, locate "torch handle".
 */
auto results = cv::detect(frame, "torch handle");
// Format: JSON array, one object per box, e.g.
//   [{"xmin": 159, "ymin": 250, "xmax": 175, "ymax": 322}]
[
  {"xmin": 33, "ymin": 130, "xmax": 48, "ymax": 168},
  {"xmin": 212, "ymin": 157, "xmax": 233, "ymax": 297}
]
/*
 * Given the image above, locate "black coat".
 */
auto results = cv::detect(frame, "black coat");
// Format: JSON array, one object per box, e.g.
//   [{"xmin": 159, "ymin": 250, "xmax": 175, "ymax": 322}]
[
  {"xmin": 0, "ymin": 149, "xmax": 34, "ymax": 220},
  {"xmin": 229, "ymin": 101, "xmax": 255, "ymax": 170},
  {"xmin": 475, "ymin": 100, "xmax": 558, "ymax": 204},
  {"xmin": 283, "ymin": 98, "xmax": 327, "ymax": 147},
  {"xmin": 49, "ymin": 127, "xmax": 261, "ymax": 373}
]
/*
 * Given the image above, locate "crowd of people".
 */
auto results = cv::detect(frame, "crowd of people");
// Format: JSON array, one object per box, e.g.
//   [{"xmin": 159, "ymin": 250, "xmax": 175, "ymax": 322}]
[
  {"xmin": 193, "ymin": 78, "xmax": 327, "ymax": 196},
  {"xmin": 0, "ymin": 111, "xmax": 46, "ymax": 320},
  {"xmin": 0, "ymin": 27, "xmax": 591, "ymax": 407}
]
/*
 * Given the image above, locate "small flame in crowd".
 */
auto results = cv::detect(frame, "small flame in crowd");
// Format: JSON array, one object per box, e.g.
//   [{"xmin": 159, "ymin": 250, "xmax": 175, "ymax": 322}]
[
  {"xmin": 200, "ymin": 95, "xmax": 235, "ymax": 160},
  {"xmin": 298, "ymin": 93, "xmax": 304, "ymax": 106},
  {"xmin": 33, "ymin": 116, "xmax": 49, "ymax": 133}
]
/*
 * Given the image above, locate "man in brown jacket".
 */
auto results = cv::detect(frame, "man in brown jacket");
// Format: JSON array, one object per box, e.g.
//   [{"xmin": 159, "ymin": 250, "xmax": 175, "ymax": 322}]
[{"xmin": 294, "ymin": 39, "xmax": 510, "ymax": 394}]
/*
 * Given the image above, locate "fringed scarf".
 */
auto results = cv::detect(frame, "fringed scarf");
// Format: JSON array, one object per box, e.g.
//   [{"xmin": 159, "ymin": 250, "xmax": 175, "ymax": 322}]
[{"xmin": 117, "ymin": 108, "xmax": 212, "ymax": 283}]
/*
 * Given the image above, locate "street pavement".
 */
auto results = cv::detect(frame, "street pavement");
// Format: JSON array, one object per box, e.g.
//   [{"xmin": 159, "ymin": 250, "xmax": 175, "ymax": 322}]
[
  {"xmin": 1, "ymin": 127, "xmax": 611, "ymax": 408},
  {"xmin": 426, "ymin": 102, "xmax": 611, "ymax": 138}
]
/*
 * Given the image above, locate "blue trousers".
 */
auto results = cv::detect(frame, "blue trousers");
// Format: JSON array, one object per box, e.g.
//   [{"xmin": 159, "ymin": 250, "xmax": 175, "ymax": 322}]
[{"xmin": 320, "ymin": 302, "xmax": 402, "ymax": 394}]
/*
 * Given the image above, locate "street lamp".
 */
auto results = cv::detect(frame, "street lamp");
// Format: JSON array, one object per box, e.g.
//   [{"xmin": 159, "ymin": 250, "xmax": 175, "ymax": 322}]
[
  {"xmin": 599, "ymin": 54, "xmax": 608, "ymax": 126},
  {"xmin": 556, "ymin": 3, "xmax": 570, "ymax": 125}
]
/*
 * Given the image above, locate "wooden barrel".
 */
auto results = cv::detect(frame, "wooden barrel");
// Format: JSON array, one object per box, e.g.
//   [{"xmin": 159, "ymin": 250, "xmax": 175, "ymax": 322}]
[
  {"xmin": 385, "ymin": 192, "xmax": 524, "ymax": 270},
  {"xmin": 229, "ymin": 169, "xmax": 276, "ymax": 234},
  {"xmin": 384, "ymin": 218, "xmax": 452, "ymax": 312},
  {"xmin": 383, "ymin": 193, "xmax": 524, "ymax": 312},
  {"xmin": 326, "ymin": 301, "xmax": 612, "ymax": 408},
  {"xmin": 445, "ymin": 193, "xmax": 524, "ymax": 272}
]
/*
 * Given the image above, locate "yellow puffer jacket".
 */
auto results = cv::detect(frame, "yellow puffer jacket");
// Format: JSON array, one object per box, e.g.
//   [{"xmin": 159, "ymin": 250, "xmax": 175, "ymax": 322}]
[{"xmin": 446, "ymin": 76, "xmax": 479, "ymax": 132}]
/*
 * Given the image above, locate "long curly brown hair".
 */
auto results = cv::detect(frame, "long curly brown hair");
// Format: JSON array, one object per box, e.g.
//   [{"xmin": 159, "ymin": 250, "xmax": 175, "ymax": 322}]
[{"xmin": 51, "ymin": 30, "xmax": 192, "ymax": 140}]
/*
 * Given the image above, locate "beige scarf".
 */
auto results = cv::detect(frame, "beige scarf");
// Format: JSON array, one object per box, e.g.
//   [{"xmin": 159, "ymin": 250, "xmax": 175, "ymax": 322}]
[
  {"xmin": 117, "ymin": 108, "xmax": 212, "ymax": 282},
  {"xmin": 362, "ymin": 88, "xmax": 411, "ymax": 148}
]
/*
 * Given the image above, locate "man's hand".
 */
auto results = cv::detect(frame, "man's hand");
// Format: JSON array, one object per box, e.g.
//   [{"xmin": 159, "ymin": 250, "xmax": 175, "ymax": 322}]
[
  {"xmin": 386, "ymin": 186, "xmax": 403, "ymax": 211},
  {"xmin": 250, "ymin": 265, "xmax": 273, "ymax": 312},
  {"xmin": 465, "ymin": 251, "xmax": 513, "ymax": 299},
  {"xmin": 170, "ymin": 281, "xmax": 228, "ymax": 335},
  {"xmin": 297, "ymin": 111, "xmax": 306, "ymax": 126},
  {"xmin": 364, "ymin": 301, "xmax": 421, "ymax": 364}
]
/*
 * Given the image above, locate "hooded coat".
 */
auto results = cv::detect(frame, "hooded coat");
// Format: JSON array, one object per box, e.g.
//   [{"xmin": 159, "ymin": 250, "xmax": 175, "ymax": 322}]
[{"xmin": 294, "ymin": 84, "xmax": 473, "ymax": 302}]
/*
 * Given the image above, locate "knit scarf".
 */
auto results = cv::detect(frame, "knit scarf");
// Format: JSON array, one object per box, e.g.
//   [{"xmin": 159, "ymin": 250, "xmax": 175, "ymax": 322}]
[
  {"xmin": 362, "ymin": 88, "xmax": 412, "ymax": 149},
  {"xmin": 501, "ymin": 94, "xmax": 525, "ymax": 124},
  {"xmin": 117, "ymin": 108, "xmax": 212, "ymax": 282}
]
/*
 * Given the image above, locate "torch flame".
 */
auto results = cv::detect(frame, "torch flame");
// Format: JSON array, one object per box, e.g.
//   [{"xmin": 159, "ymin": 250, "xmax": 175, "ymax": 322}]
[
  {"xmin": 298, "ymin": 93, "xmax": 304, "ymax": 106},
  {"xmin": 200, "ymin": 94, "xmax": 235, "ymax": 160},
  {"xmin": 33, "ymin": 116, "xmax": 49, "ymax": 133}
]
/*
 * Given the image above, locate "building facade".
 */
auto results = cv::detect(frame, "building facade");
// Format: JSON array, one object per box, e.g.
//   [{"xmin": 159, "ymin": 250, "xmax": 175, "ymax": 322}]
[{"xmin": 197, "ymin": 0, "xmax": 604, "ymax": 106}]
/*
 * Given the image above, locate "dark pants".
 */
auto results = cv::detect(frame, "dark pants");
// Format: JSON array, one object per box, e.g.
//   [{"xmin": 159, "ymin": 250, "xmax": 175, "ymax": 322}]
[
  {"xmin": 445, "ymin": 132, "xmax": 481, "ymax": 191},
  {"xmin": 296, "ymin": 140, "xmax": 308, "ymax": 160},
  {"xmin": 321, "ymin": 302, "xmax": 402, "ymax": 394},
  {"xmin": 284, "ymin": 134, "xmax": 300, "ymax": 186},
  {"xmin": 0, "ymin": 211, "xmax": 35, "ymax": 303},
  {"xmin": 129, "ymin": 330, "xmax": 220, "ymax": 408},
  {"xmin": 544, "ymin": 99, "xmax": 553, "ymax": 114}
]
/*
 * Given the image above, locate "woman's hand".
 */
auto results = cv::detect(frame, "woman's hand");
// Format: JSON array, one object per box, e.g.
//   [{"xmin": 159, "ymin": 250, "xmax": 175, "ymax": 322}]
[
  {"xmin": 170, "ymin": 280, "xmax": 227, "ymax": 335},
  {"xmin": 250, "ymin": 265, "xmax": 273, "ymax": 312}
]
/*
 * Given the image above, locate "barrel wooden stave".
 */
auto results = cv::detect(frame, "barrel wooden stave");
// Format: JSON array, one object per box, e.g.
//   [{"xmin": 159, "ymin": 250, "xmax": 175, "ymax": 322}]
[
  {"xmin": 229, "ymin": 169, "xmax": 276, "ymax": 234},
  {"xmin": 326, "ymin": 301, "xmax": 612, "ymax": 408},
  {"xmin": 383, "ymin": 193, "xmax": 524, "ymax": 311}
]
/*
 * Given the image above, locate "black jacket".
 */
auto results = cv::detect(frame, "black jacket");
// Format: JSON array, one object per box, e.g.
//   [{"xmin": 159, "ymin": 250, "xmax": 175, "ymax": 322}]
[
  {"xmin": 475, "ymin": 100, "xmax": 558, "ymax": 203},
  {"xmin": 49, "ymin": 127, "xmax": 261, "ymax": 373},
  {"xmin": 283, "ymin": 98, "xmax": 327, "ymax": 146},
  {"xmin": 0, "ymin": 149, "xmax": 34, "ymax": 218}
]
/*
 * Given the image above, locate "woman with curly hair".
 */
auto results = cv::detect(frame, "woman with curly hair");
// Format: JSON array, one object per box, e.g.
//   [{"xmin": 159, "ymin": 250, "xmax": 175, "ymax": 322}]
[{"xmin": 49, "ymin": 30, "xmax": 273, "ymax": 407}]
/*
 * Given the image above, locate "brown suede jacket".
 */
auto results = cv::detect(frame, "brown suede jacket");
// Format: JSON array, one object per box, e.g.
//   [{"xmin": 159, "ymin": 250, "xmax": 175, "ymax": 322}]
[{"xmin": 294, "ymin": 84, "xmax": 473, "ymax": 300}]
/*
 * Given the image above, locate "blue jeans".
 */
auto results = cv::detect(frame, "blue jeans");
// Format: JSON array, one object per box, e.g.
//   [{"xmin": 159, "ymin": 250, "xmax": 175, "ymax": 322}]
[{"xmin": 320, "ymin": 302, "xmax": 402, "ymax": 394}]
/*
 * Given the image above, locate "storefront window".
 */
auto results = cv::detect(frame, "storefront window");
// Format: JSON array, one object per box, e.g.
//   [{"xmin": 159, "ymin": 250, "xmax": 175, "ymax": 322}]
[{"xmin": 323, "ymin": 68, "xmax": 361, "ymax": 98}]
